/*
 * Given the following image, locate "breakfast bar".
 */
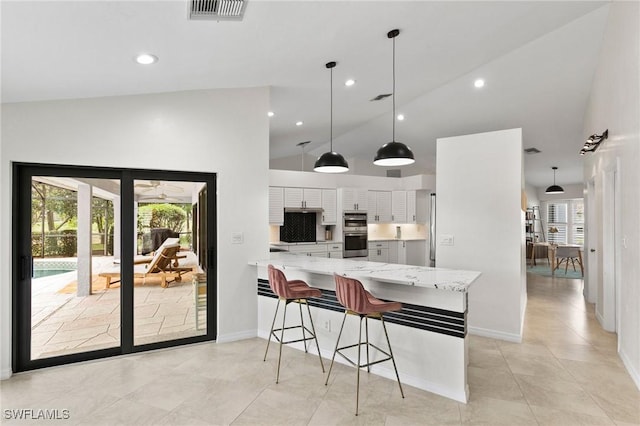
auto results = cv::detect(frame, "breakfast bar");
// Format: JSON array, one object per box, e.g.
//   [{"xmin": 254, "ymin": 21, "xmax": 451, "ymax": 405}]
[{"xmin": 250, "ymin": 252, "xmax": 481, "ymax": 403}]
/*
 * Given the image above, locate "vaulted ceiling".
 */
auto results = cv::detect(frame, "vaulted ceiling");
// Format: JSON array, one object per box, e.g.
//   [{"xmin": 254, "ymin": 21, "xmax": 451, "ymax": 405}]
[{"xmin": 1, "ymin": 1, "xmax": 610, "ymax": 187}]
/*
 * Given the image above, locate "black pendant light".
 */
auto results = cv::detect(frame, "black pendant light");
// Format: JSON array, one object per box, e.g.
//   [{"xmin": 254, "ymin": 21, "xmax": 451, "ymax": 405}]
[
  {"xmin": 374, "ymin": 29, "xmax": 415, "ymax": 167},
  {"xmin": 314, "ymin": 61, "xmax": 349, "ymax": 173},
  {"xmin": 545, "ymin": 166, "xmax": 565, "ymax": 194}
]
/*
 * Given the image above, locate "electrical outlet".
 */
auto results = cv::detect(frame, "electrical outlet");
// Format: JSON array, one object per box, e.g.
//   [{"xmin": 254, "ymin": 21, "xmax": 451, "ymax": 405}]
[{"xmin": 323, "ymin": 320, "xmax": 331, "ymax": 332}]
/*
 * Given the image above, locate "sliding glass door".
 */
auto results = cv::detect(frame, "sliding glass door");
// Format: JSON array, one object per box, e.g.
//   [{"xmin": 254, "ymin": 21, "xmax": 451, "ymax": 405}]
[
  {"xmin": 13, "ymin": 164, "xmax": 216, "ymax": 372},
  {"xmin": 28, "ymin": 176, "xmax": 121, "ymax": 361},
  {"xmin": 132, "ymin": 178, "xmax": 208, "ymax": 346}
]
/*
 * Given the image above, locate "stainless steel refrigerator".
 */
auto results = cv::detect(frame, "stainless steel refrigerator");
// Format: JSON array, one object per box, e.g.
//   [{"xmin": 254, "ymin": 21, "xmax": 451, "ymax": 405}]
[{"xmin": 429, "ymin": 193, "xmax": 436, "ymax": 267}]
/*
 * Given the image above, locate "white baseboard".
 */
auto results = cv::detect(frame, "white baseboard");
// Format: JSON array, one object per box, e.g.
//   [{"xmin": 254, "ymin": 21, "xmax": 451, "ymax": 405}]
[
  {"xmin": 595, "ymin": 310, "xmax": 605, "ymax": 328},
  {"xmin": 468, "ymin": 326, "xmax": 522, "ymax": 343},
  {"xmin": 216, "ymin": 329, "xmax": 257, "ymax": 344},
  {"xmin": 1, "ymin": 368, "xmax": 12, "ymax": 380},
  {"xmin": 258, "ymin": 334, "xmax": 469, "ymax": 403},
  {"xmin": 619, "ymin": 348, "xmax": 640, "ymax": 391}
]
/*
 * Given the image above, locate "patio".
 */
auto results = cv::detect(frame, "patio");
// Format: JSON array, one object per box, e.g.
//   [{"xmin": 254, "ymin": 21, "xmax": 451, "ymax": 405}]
[{"xmin": 31, "ymin": 256, "xmax": 206, "ymax": 360}]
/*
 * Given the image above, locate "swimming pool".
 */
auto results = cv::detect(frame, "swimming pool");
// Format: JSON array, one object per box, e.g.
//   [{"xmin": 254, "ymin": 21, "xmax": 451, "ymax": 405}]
[
  {"xmin": 33, "ymin": 269, "xmax": 76, "ymax": 279},
  {"xmin": 32, "ymin": 259, "xmax": 77, "ymax": 279}
]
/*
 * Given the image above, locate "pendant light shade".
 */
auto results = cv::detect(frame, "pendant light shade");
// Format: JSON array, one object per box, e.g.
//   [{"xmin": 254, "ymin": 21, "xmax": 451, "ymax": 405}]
[
  {"xmin": 314, "ymin": 151, "xmax": 349, "ymax": 172},
  {"xmin": 374, "ymin": 29, "xmax": 415, "ymax": 167},
  {"xmin": 315, "ymin": 61, "xmax": 349, "ymax": 173},
  {"xmin": 545, "ymin": 166, "xmax": 565, "ymax": 194}
]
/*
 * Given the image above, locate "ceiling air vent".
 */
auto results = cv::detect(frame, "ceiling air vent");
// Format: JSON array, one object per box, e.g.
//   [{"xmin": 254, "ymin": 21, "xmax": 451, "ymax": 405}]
[
  {"xmin": 370, "ymin": 93, "xmax": 392, "ymax": 101},
  {"xmin": 189, "ymin": 0, "xmax": 247, "ymax": 21},
  {"xmin": 524, "ymin": 147, "xmax": 541, "ymax": 154}
]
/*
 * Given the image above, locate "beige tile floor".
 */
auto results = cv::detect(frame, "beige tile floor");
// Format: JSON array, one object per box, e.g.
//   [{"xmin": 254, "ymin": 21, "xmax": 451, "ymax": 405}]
[{"xmin": 2, "ymin": 272, "xmax": 639, "ymax": 425}]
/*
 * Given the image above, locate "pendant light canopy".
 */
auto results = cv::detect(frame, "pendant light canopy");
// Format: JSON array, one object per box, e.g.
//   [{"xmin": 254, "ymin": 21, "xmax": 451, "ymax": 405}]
[
  {"xmin": 545, "ymin": 166, "xmax": 565, "ymax": 194},
  {"xmin": 374, "ymin": 29, "xmax": 415, "ymax": 167},
  {"xmin": 314, "ymin": 61, "xmax": 349, "ymax": 173}
]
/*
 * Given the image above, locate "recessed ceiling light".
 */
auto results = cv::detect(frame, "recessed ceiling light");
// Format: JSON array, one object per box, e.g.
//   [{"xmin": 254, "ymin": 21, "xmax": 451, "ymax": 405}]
[
  {"xmin": 135, "ymin": 53, "xmax": 158, "ymax": 65},
  {"xmin": 345, "ymin": 79, "xmax": 356, "ymax": 87},
  {"xmin": 267, "ymin": 111, "xmax": 275, "ymax": 117},
  {"xmin": 397, "ymin": 114, "xmax": 405, "ymax": 121},
  {"xmin": 296, "ymin": 121, "xmax": 303, "ymax": 126},
  {"xmin": 474, "ymin": 79, "xmax": 485, "ymax": 88}
]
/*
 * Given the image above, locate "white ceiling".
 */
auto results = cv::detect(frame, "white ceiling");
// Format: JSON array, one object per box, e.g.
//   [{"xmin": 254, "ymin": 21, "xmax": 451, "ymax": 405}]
[{"xmin": 1, "ymin": 1, "xmax": 610, "ymax": 187}]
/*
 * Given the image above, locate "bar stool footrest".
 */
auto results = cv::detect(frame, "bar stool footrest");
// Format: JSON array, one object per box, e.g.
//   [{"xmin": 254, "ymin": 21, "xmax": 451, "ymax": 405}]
[{"xmin": 335, "ymin": 342, "xmax": 393, "ymax": 369}]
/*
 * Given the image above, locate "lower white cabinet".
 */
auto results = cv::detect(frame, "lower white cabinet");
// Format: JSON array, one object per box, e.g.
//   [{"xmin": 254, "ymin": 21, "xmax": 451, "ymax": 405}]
[
  {"xmin": 405, "ymin": 240, "xmax": 427, "ymax": 266},
  {"xmin": 272, "ymin": 242, "xmax": 344, "ymax": 258},
  {"xmin": 387, "ymin": 240, "xmax": 428, "ymax": 266},
  {"xmin": 288, "ymin": 243, "xmax": 328, "ymax": 257},
  {"xmin": 368, "ymin": 241, "xmax": 389, "ymax": 262},
  {"xmin": 368, "ymin": 249, "xmax": 388, "ymax": 263},
  {"xmin": 327, "ymin": 242, "xmax": 343, "ymax": 259}
]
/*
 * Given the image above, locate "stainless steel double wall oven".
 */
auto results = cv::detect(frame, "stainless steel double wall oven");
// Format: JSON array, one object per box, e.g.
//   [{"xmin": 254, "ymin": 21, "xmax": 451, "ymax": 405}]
[{"xmin": 342, "ymin": 213, "xmax": 368, "ymax": 258}]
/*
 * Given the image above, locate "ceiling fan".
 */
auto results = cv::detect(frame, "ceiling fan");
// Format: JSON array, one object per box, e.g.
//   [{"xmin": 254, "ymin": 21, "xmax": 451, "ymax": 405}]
[
  {"xmin": 134, "ymin": 180, "xmax": 182, "ymax": 193},
  {"xmin": 138, "ymin": 192, "xmax": 182, "ymax": 203}
]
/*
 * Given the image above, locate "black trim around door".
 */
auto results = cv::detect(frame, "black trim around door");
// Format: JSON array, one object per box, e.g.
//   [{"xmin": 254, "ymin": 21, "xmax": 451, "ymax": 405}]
[{"xmin": 12, "ymin": 163, "xmax": 217, "ymax": 372}]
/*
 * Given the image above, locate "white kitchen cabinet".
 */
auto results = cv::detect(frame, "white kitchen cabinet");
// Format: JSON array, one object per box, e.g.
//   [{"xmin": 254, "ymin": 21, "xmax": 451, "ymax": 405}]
[
  {"xmin": 327, "ymin": 242, "xmax": 343, "ymax": 255},
  {"xmin": 388, "ymin": 240, "xmax": 405, "ymax": 264},
  {"xmin": 369, "ymin": 241, "xmax": 389, "ymax": 262},
  {"xmin": 368, "ymin": 248, "xmax": 389, "ymax": 262},
  {"xmin": 392, "ymin": 240, "xmax": 428, "ymax": 265},
  {"xmin": 288, "ymin": 243, "xmax": 327, "ymax": 257},
  {"xmin": 406, "ymin": 190, "xmax": 429, "ymax": 224},
  {"xmin": 392, "ymin": 190, "xmax": 407, "ymax": 223},
  {"xmin": 367, "ymin": 191, "xmax": 392, "ymax": 223},
  {"xmin": 405, "ymin": 240, "xmax": 427, "ymax": 266},
  {"xmin": 407, "ymin": 190, "xmax": 416, "ymax": 224},
  {"xmin": 284, "ymin": 188, "xmax": 322, "ymax": 209},
  {"xmin": 269, "ymin": 187, "xmax": 284, "ymax": 225},
  {"xmin": 339, "ymin": 188, "xmax": 368, "ymax": 212},
  {"xmin": 386, "ymin": 240, "xmax": 427, "ymax": 265},
  {"xmin": 321, "ymin": 189, "xmax": 337, "ymax": 225}
]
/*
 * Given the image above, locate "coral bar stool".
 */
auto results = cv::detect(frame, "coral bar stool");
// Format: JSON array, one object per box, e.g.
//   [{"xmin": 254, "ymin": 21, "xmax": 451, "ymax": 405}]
[
  {"xmin": 326, "ymin": 274, "xmax": 405, "ymax": 416},
  {"xmin": 263, "ymin": 264, "xmax": 325, "ymax": 383}
]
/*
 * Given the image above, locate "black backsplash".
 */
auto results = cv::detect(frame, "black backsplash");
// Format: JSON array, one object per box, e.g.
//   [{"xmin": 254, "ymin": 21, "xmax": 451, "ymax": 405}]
[{"xmin": 280, "ymin": 212, "xmax": 316, "ymax": 242}]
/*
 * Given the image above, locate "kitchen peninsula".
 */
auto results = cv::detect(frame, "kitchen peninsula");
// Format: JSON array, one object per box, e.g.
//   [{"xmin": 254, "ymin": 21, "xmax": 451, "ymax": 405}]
[{"xmin": 250, "ymin": 252, "xmax": 481, "ymax": 403}]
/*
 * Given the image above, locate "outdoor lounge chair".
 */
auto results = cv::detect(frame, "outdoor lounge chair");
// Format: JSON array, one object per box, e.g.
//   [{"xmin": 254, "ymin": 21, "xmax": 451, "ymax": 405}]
[{"xmin": 99, "ymin": 243, "xmax": 195, "ymax": 288}]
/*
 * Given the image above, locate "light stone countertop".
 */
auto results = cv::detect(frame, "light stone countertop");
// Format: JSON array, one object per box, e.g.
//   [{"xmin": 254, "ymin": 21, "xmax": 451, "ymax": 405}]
[{"xmin": 251, "ymin": 252, "xmax": 480, "ymax": 292}]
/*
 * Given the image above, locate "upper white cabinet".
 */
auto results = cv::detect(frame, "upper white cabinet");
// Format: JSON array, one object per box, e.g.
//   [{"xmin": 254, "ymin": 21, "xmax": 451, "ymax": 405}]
[
  {"xmin": 407, "ymin": 190, "xmax": 417, "ymax": 224},
  {"xmin": 321, "ymin": 189, "xmax": 337, "ymax": 225},
  {"xmin": 284, "ymin": 188, "xmax": 322, "ymax": 209},
  {"xmin": 392, "ymin": 191, "xmax": 407, "ymax": 223},
  {"xmin": 368, "ymin": 191, "xmax": 392, "ymax": 223},
  {"xmin": 339, "ymin": 188, "xmax": 368, "ymax": 212},
  {"xmin": 269, "ymin": 187, "xmax": 284, "ymax": 225},
  {"xmin": 408, "ymin": 190, "xmax": 429, "ymax": 224}
]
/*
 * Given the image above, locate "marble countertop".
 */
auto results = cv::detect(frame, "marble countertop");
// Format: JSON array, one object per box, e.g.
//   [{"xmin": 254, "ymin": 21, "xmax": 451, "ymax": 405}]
[{"xmin": 250, "ymin": 252, "xmax": 480, "ymax": 292}]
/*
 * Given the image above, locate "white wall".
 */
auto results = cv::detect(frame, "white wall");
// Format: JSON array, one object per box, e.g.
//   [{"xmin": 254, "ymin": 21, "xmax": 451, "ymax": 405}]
[
  {"xmin": 436, "ymin": 128, "xmax": 526, "ymax": 342},
  {"xmin": 582, "ymin": 2, "xmax": 640, "ymax": 389},
  {"xmin": 269, "ymin": 169, "xmax": 436, "ymax": 192},
  {"xmin": 524, "ymin": 183, "xmax": 540, "ymax": 208},
  {"xmin": 0, "ymin": 87, "xmax": 270, "ymax": 378},
  {"xmin": 269, "ymin": 153, "xmax": 317, "ymax": 172}
]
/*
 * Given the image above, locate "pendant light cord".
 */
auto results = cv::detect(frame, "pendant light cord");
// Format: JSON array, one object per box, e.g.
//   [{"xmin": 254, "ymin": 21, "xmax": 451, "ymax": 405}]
[
  {"xmin": 330, "ymin": 66, "xmax": 333, "ymax": 152},
  {"xmin": 392, "ymin": 34, "xmax": 396, "ymax": 142}
]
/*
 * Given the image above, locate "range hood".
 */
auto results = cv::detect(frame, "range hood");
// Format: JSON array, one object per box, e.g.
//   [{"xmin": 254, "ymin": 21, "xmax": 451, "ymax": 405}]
[{"xmin": 284, "ymin": 207, "xmax": 324, "ymax": 213}]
